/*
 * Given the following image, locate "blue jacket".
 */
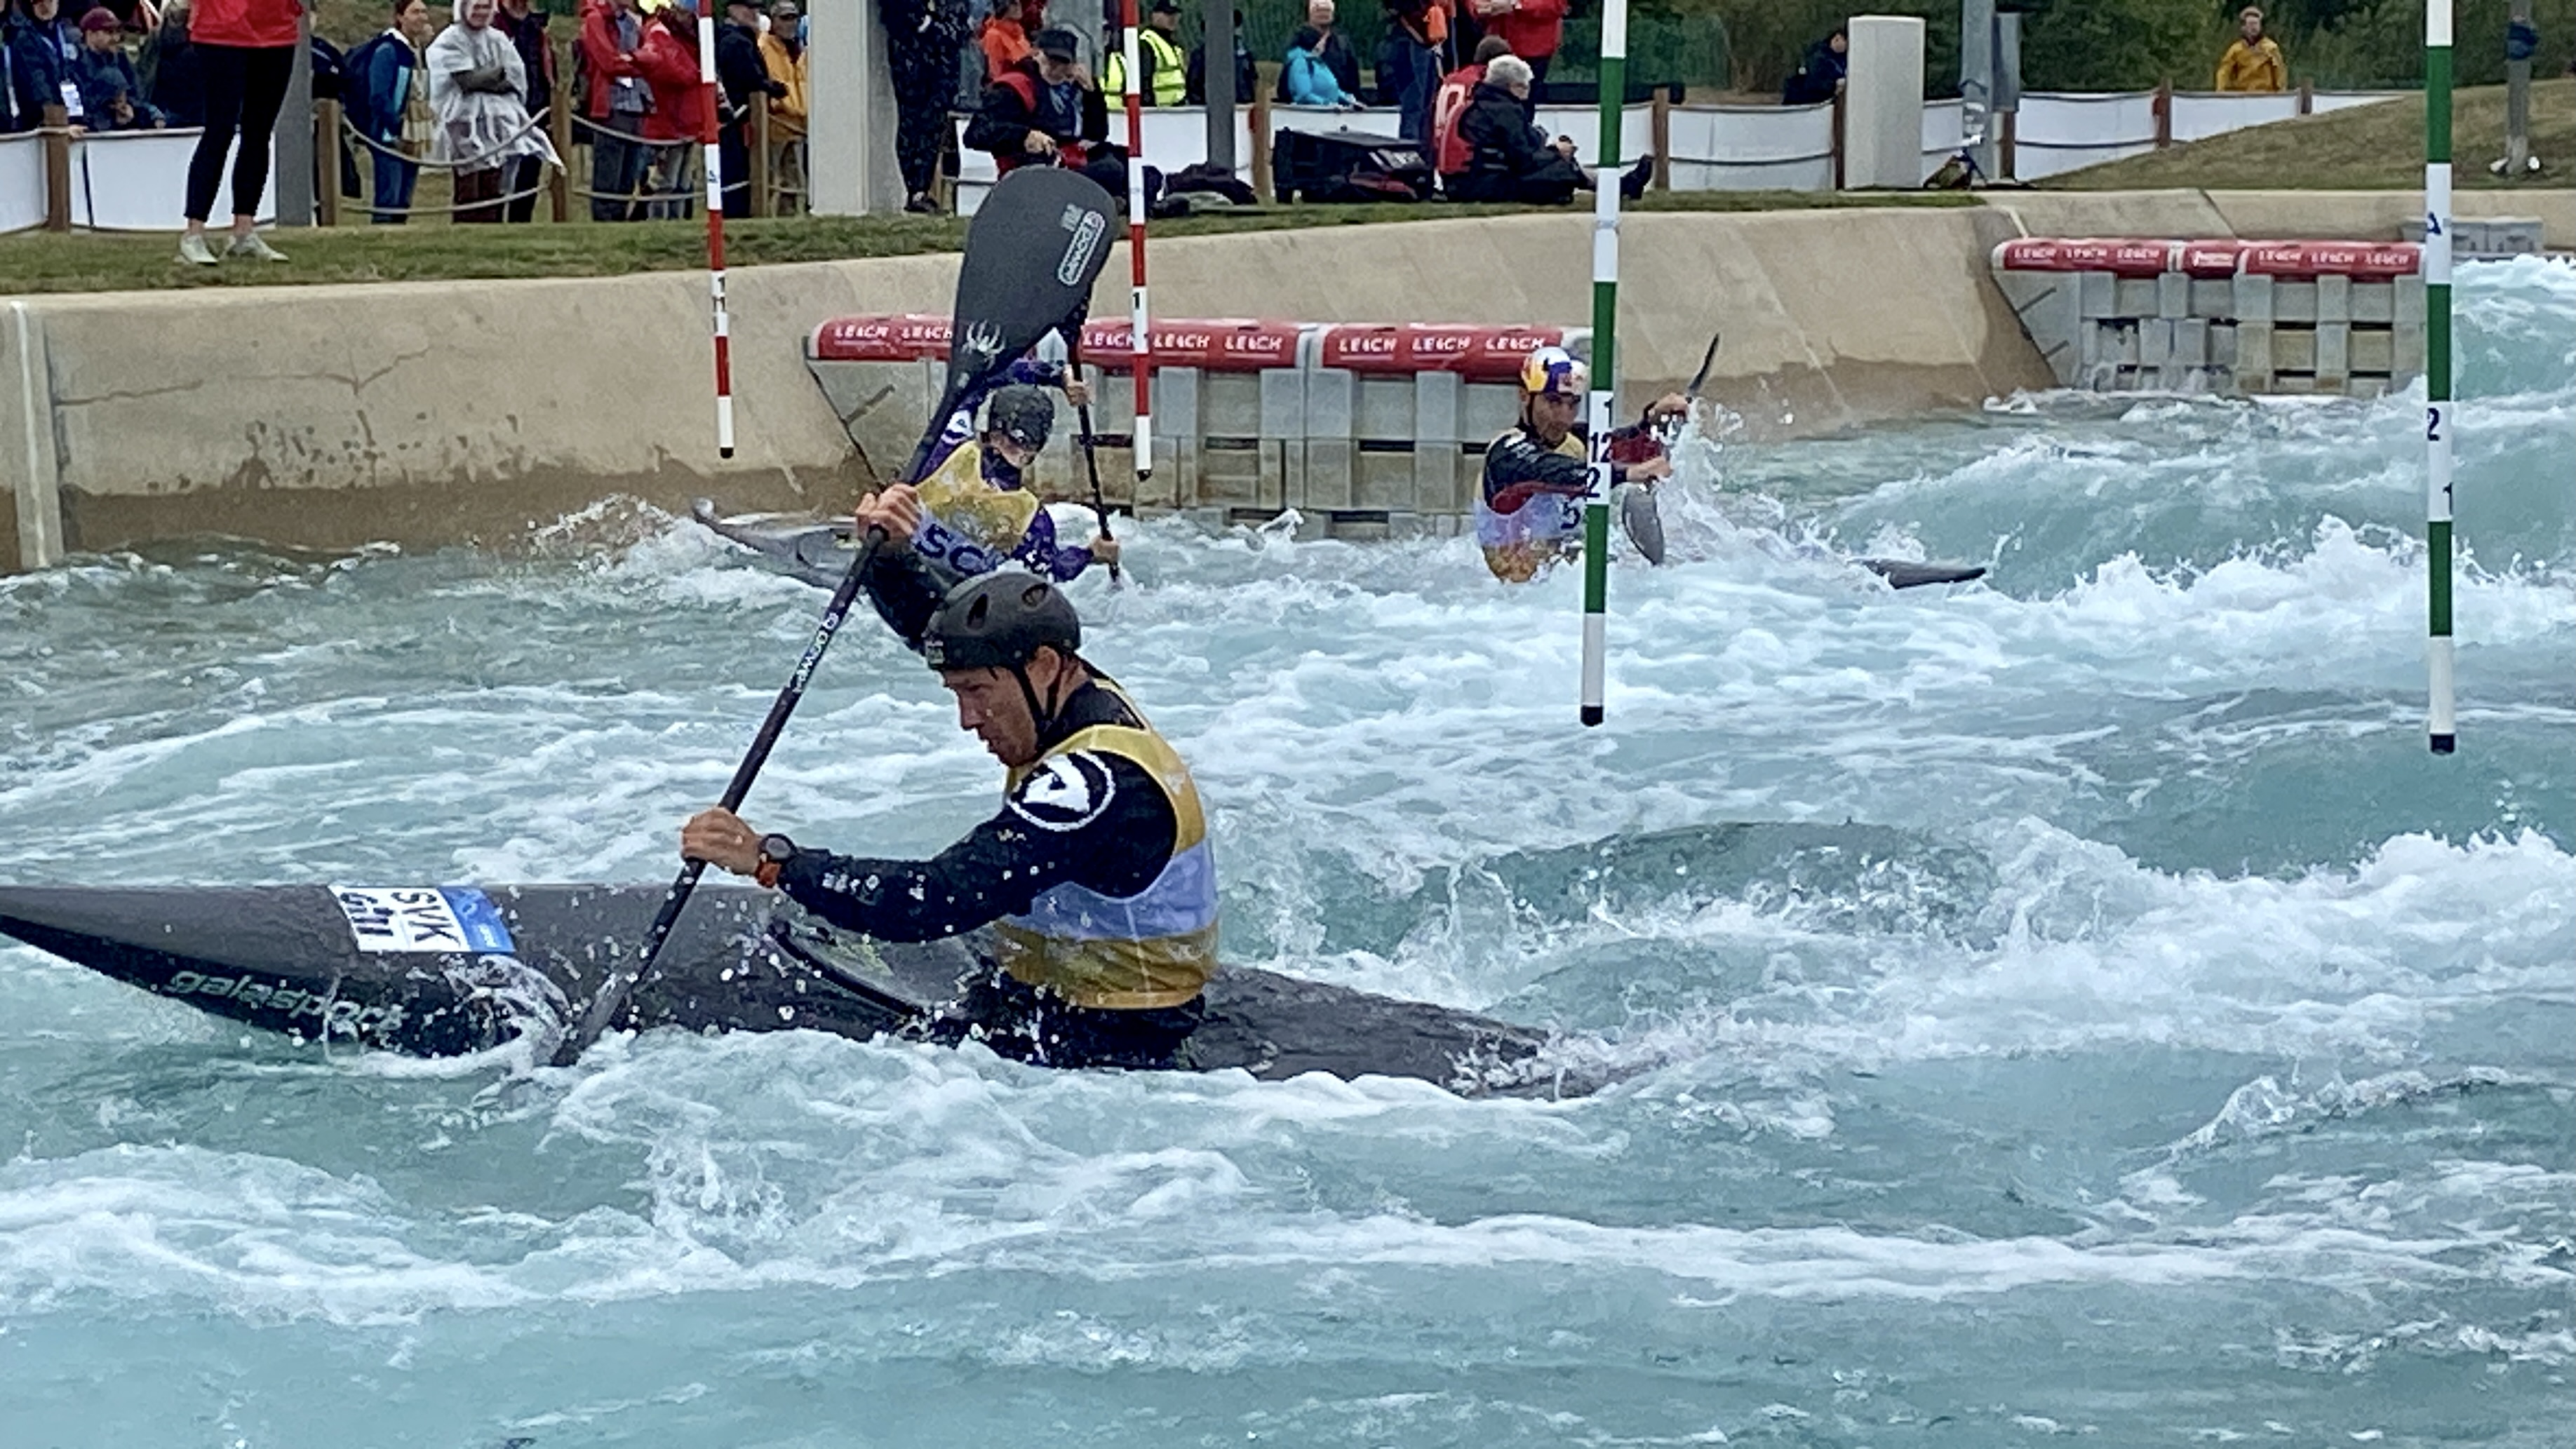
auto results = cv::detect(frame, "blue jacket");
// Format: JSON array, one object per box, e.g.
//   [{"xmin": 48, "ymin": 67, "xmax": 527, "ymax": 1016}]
[
  {"xmin": 4, "ymin": 15, "xmax": 81, "ymax": 128},
  {"xmin": 74, "ymin": 46, "xmax": 159, "ymax": 129},
  {"xmin": 363, "ymin": 30, "xmax": 420, "ymax": 143},
  {"xmin": 1282, "ymin": 46, "xmax": 1350, "ymax": 107}
]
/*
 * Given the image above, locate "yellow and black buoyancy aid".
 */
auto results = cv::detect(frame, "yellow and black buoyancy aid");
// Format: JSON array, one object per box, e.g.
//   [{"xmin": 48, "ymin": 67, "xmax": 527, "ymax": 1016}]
[{"xmin": 995, "ymin": 700, "xmax": 1219, "ymax": 1009}]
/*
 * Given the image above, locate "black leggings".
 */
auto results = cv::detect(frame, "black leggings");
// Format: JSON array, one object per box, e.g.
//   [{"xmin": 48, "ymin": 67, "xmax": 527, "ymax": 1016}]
[{"xmin": 185, "ymin": 43, "xmax": 295, "ymax": 224}]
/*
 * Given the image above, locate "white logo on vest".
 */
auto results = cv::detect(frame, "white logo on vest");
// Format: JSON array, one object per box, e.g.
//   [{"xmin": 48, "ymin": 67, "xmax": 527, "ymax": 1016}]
[{"xmin": 1007, "ymin": 752, "xmax": 1117, "ymax": 833}]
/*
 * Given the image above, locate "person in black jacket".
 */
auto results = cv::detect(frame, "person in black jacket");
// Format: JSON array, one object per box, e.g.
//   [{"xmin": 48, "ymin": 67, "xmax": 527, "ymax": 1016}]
[
  {"xmin": 1183, "ymin": 5, "xmax": 1252, "ymax": 106},
  {"xmin": 963, "ymin": 25, "xmax": 1129, "ymax": 197},
  {"xmin": 715, "ymin": 0, "xmax": 783, "ymax": 217},
  {"xmin": 138, "ymin": 0, "xmax": 201, "ymax": 124},
  {"xmin": 1451, "ymin": 53, "xmax": 1648, "ymax": 205},
  {"xmin": 1780, "ymin": 27, "xmax": 1844, "ymax": 106}
]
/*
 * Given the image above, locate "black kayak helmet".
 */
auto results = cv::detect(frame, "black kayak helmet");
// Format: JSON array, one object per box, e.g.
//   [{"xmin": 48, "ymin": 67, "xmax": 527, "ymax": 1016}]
[
  {"xmin": 923, "ymin": 572, "xmax": 1082, "ymax": 673},
  {"xmin": 984, "ymin": 384, "xmax": 1056, "ymax": 451}
]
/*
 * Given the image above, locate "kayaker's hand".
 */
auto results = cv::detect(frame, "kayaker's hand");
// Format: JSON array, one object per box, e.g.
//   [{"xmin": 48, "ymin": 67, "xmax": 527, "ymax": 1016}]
[
  {"xmin": 1062, "ymin": 377, "xmax": 1091, "ymax": 407},
  {"xmin": 1628, "ymin": 454, "xmax": 1674, "ymax": 483},
  {"xmin": 681, "ymin": 807, "xmax": 765, "ymax": 877},
  {"xmin": 1088, "ymin": 534, "xmax": 1120, "ymax": 566},
  {"xmin": 1645, "ymin": 392, "xmax": 1689, "ymax": 426},
  {"xmin": 854, "ymin": 485, "xmax": 920, "ymax": 546}
]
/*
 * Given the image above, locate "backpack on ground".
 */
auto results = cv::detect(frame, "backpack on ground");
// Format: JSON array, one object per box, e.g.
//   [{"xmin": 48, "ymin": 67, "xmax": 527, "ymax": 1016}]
[{"xmin": 1269, "ymin": 128, "xmax": 1433, "ymax": 203}]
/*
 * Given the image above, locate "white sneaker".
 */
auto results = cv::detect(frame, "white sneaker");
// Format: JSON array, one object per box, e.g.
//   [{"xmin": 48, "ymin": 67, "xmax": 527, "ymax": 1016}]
[
  {"xmin": 175, "ymin": 231, "xmax": 218, "ymax": 266},
  {"xmin": 224, "ymin": 231, "xmax": 288, "ymax": 264}
]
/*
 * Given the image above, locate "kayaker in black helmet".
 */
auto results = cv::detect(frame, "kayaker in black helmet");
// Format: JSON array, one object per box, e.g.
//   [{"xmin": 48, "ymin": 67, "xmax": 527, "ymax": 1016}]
[{"xmin": 680, "ymin": 513, "xmax": 1217, "ymax": 1069}]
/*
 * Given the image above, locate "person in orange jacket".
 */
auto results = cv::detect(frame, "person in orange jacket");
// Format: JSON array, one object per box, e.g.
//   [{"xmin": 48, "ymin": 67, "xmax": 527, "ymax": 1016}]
[
  {"xmin": 633, "ymin": 0, "xmax": 704, "ymax": 217},
  {"xmin": 2214, "ymin": 6, "xmax": 2286, "ymax": 93}
]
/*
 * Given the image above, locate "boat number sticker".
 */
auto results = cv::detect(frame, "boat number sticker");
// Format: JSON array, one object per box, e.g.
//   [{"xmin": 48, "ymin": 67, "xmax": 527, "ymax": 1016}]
[{"xmin": 330, "ymin": 887, "xmax": 515, "ymax": 955}]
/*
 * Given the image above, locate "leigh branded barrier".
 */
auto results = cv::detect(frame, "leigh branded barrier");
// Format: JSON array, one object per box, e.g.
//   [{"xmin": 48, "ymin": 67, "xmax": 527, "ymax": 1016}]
[
  {"xmin": 1991, "ymin": 237, "xmax": 2424, "ymax": 396},
  {"xmin": 806, "ymin": 316, "xmax": 1588, "ymax": 536}
]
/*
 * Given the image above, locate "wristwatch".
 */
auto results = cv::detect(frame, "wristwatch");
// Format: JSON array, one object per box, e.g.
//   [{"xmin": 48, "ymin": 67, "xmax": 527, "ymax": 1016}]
[{"xmin": 754, "ymin": 834, "xmax": 798, "ymax": 889}]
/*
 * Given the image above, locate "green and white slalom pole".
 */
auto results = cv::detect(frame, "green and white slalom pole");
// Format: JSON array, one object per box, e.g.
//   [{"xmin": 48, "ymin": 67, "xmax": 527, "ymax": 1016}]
[
  {"xmin": 2425, "ymin": 0, "xmax": 2457, "ymax": 754},
  {"xmin": 1578, "ymin": 0, "xmax": 1628, "ymax": 728}
]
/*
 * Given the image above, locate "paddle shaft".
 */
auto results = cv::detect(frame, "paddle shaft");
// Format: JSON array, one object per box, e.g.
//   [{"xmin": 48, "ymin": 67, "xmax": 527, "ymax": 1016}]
[
  {"xmin": 554, "ymin": 532, "xmax": 884, "ymax": 1064},
  {"xmin": 1073, "ymin": 400, "xmax": 1124, "ymax": 586}
]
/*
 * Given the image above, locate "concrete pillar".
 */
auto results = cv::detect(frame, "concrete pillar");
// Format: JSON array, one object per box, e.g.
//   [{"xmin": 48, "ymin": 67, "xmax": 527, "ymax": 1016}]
[
  {"xmin": 4, "ymin": 301, "xmax": 64, "ymax": 572},
  {"xmin": 1842, "ymin": 16, "xmax": 1925, "ymax": 189},
  {"xmin": 1959, "ymin": 0, "xmax": 1995, "ymax": 181},
  {"xmin": 809, "ymin": 0, "xmax": 907, "ymax": 217}
]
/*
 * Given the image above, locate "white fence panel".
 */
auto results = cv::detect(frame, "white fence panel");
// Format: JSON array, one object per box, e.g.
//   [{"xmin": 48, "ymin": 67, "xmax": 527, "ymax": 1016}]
[
  {"xmin": 2169, "ymin": 90, "xmax": 2299, "ymax": 142},
  {"xmin": 0, "ymin": 133, "xmax": 46, "ymax": 234},
  {"xmin": 1667, "ymin": 102, "xmax": 1834, "ymax": 191},
  {"xmin": 1529, "ymin": 102, "xmax": 1654, "ymax": 168},
  {"xmin": 2312, "ymin": 90, "xmax": 2405, "ymax": 116},
  {"xmin": 1920, "ymin": 97, "xmax": 1964, "ymax": 181},
  {"xmin": 2011, "ymin": 90, "xmax": 2157, "ymax": 179},
  {"xmin": 70, "ymin": 128, "xmax": 274, "ymax": 230}
]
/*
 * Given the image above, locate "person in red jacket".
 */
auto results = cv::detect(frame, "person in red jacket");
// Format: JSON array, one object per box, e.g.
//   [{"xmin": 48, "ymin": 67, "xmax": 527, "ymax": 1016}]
[
  {"xmin": 576, "ymin": 0, "xmax": 652, "ymax": 219},
  {"xmin": 1432, "ymin": 33, "xmax": 1507, "ymax": 190},
  {"xmin": 175, "ymin": 0, "xmax": 299, "ymax": 264},
  {"xmin": 1471, "ymin": 0, "xmax": 1561, "ymax": 83},
  {"xmin": 633, "ymin": 0, "xmax": 705, "ymax": 218}
]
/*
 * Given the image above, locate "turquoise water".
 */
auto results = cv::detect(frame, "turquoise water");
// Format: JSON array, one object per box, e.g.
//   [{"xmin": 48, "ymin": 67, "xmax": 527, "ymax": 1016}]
[{"xmin": 1, "ymin": 259, "xmax": 2569, "ymax": 1448}]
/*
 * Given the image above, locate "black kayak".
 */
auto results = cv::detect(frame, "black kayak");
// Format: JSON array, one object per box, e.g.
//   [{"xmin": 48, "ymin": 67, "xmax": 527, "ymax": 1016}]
[
  {"xmin": 0, "ymin": 884, "xmax": 1581, "ymax": 1097},
  {"xmin": 693, "ymin": 497, "xmax": 1984, "ymax": 591}
]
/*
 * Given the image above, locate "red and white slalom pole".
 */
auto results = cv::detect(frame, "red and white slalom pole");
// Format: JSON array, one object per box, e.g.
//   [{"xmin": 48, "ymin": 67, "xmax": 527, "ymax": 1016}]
[
  {"xmin": 697, "ymin": 8, "xmax": 735, "ymax": 459},
  {"xmin": 1118, "ymin": 0, "xmax": 1150, "ymax": 492}
]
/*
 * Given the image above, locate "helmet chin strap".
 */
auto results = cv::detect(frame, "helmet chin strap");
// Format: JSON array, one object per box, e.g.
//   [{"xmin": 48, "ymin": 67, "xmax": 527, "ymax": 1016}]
[{"xmin": 1007, "ymin": 653, "xmax": 1074, "ymax": 746}]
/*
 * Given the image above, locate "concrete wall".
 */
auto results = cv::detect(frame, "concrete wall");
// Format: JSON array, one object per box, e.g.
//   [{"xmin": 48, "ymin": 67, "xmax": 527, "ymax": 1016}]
[{"xmin": 3, "ymin": 205, "xmax": 2057, "ymax": 567}]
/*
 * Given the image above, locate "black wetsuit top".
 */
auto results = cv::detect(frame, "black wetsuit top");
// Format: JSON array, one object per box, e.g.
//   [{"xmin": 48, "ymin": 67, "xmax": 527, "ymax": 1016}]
[{"xmin": 772, "ymin": 546, "xmax": 1200, "ymax": 1067}]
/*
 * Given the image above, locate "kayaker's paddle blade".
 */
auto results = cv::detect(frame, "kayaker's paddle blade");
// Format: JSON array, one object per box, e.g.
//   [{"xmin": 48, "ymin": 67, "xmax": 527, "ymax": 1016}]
[
  {"xmin": 1862, "ymin": 558, "xmax": 1987, "ymax": 589},
  {"xmin": 1621, "ymin": 486, "xmax": 1668, "ymax": 566}
]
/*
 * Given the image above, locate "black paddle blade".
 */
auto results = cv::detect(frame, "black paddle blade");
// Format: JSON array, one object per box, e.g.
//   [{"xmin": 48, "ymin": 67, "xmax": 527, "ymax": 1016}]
[{"xmin": 904, "ymin": 168, "xmax": 1119, "ymax": 482}]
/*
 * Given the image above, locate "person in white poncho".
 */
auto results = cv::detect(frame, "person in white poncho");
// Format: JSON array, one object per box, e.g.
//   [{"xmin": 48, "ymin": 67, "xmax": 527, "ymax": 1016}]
[{"xmin": 426, "ymin": 0, "xmax": 557, "ymax": 222}]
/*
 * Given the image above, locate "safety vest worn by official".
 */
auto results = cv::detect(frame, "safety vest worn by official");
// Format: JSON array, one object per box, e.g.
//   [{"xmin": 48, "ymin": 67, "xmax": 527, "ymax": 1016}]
[
  {"xmin": 995, "ymin": 696, "xmax": 1220, "ymax": 1010},
  {"xmin": 1101, "ymin": 29, "xmax": 1186, "ymax": 106},
  {"xmin": 1475, "ymin": 424, "xmax": 1587, "ymax": 581}
]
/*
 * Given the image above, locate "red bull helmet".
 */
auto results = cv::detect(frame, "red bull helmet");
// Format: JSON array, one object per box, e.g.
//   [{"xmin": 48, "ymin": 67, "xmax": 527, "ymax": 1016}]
[{"xmin": 1519, "ymin": 344, "xmax": 1590, "ymax": 398}]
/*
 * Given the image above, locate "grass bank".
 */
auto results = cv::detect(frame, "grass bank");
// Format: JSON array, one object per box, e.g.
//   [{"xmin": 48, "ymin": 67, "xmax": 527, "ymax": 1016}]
[
  {"xmin": 2054, "ymin": 79, "xmax": 2576, "ymax": 191},
  {"xmin": 0, "ymin": 191, "xmax": 1974, "ymax": 297}
]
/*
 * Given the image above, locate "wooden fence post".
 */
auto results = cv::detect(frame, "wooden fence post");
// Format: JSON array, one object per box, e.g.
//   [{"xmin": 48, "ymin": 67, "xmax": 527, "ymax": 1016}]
[
  {"xmin": 549, "ymin": 107, "xmax": 575, "ymax": 221},
  {"xmin": 750, "ymin": 99, "xmax": 773, "ymax": 217},
  {"xmin": 1248, "ymin": 93, "xmax": 1273, "ymax": 203},
  {"xmin": 315, "ymin": 98, "xmax": 342, "ymax": 226},
  {"xmin": 1650, "ymin": 86, "xmax": 1671, "ymax": 191},
  {"xmin": 1999, "ymin": 107, "xmax": 2016, "ymax": 180},
  {"xmin": 41, "ymin": 106, "xmax": 69, "ymax": 231},
  {"xmin": 2297, "ymin": 79, "xmax": 2314, "ymax": 116},
  {"xmin": 2153, "ymin": 80, "xmax": 2173, "ymax": 147}
]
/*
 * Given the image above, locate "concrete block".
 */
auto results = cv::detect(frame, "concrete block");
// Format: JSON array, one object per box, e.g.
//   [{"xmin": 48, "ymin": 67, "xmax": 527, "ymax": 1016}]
[
  {"xmin": 2272, "ymin": 373, "xmax": 2317, "ymax": 395},
  {"xmin": 2394, "ymin": 322, "xmax": 2425, "ymax": 375},
  {"xmin": 1259, "ymin": 367, "xmax": 1308, "ymax": 438},
  {"xmin": 1303, "ymin": 368, "xmax": 1353, "ymax": 439},
  {"xmin": 2233, "ymin": 321, "xmax": 2273, "ymax": 391},
  {"xmin": 1, "ymin": 303, "xmax": 64, "ymax": 570},
  {"xmin": 2189, "ymin": 278, "xmax": 2235, "ymax": 318},
  {"xmin": 1461, "ymin": 382, "xmax": 1520, "ymax": 442},
  {"xmin": 1844, "ymin": 15, "xmax": 1928, "ymax": 189},
  {"xmin": 2173, "ymin": 318, "xmax": 2210, "ymax": 368},
  {"xmin": 1414, "ymin": 446, "xmax": 1461, "ymax": 515},
  {"xmin": 2115, "ymin": 325, "xmax": 2142, "ymax": 365},
  {"xmin": 2139, "ymin": 318, "xmax": 2173, "ymax": 368},
  {"xmin": 1195, "ymin": 440, "xmax": 1270, "ymax": 510},
  {"xmin": 2234, "ymin": 273, "xmax": 2274, "ymax": 323},
  {"xmin": 1302, "ymin": 438, "xmax": 1355, "ymax": 510},
  {"xmin": 2077, "ymin": 271, "xmax": 2118, "ymax": 320},
  {"xmin": 2273, "ymin": 330, "xmax": 2317, "ymax": 374},
  {"xmin": 1355, "ymin": 451, "xmax": 1416, "ymax": 510},
  {"xmin": 2350, "ymin": 330, "xmax": 2395, "ymax": 374},
  {"xmin": 1259, "ymin": 438, "xmax": 1303, "ymax": 511},
  {"xmin": 2315, "ymin": 274, "xmax": 2352, "ymax": 326},
  {"xmin": 1202, "ymin": 372, "xmax": 1265, "ymax": 436},
  {"xmin": 1355, "ymin": 376, "xmax": 1416, "ymax": 442},
  {"xmin": 2349, "ymin": 377, "xmax": 2389, "ymax": 400},
  {"xmin": 2351, "ymin": 281, "xmax": 2395, "ymax": 325},
  {"xmin": 2209, "ymin": 322, "xmax": 2237, "ymax": 368},
  {"xmin": 2314, "ymin": 324, "xmax": 2350, "ymax": 390},
  {"xmin": 2274, "ymin": 280, "xmax": 2319, "ymax": 325},
  {"xmin": 2113, "ymin": 277, "xmax": 2159, "ymax": 318},
  {"xmin": 2156, "ymin": 271, "xmax": 2189, "ymax": 319},
  {"xmin": 1415, "ymin": 371, "xmax": 1462, "ymax": 445},
  {"xmin": 2394, "ymin": 275, "xmax": 2427, "ymax": 325}
]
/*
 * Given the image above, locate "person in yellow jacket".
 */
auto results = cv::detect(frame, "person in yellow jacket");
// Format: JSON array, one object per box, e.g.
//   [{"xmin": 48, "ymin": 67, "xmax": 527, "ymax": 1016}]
[
  {"xmin": 681, "ymin": 554, "xmax": 1220, "ymax": 1070},
  {"xmin": 2215, "ymin": 6, "xmax": 2286, "ymax": 93},
  {"xmin": 1100, "ymin": 0, "xmax": 1186, "ymax": 105},
  {"xmin": 758, "ymin": 0, "xmax": 807, "ymax": 206}
]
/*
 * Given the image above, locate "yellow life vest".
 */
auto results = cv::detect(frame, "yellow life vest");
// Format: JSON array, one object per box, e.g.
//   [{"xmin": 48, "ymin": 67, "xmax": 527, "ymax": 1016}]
[
  {"xmin": 1102, "ymin": 29, "xmax": 1187, "ymax": 107},
  {"xmin": 994, "ymin": 708, "xmax": 1219, "ymax": 1009},
  {"xmin": 916, "ymin": 438, "xmax": 1042, "ymax": 554}
]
